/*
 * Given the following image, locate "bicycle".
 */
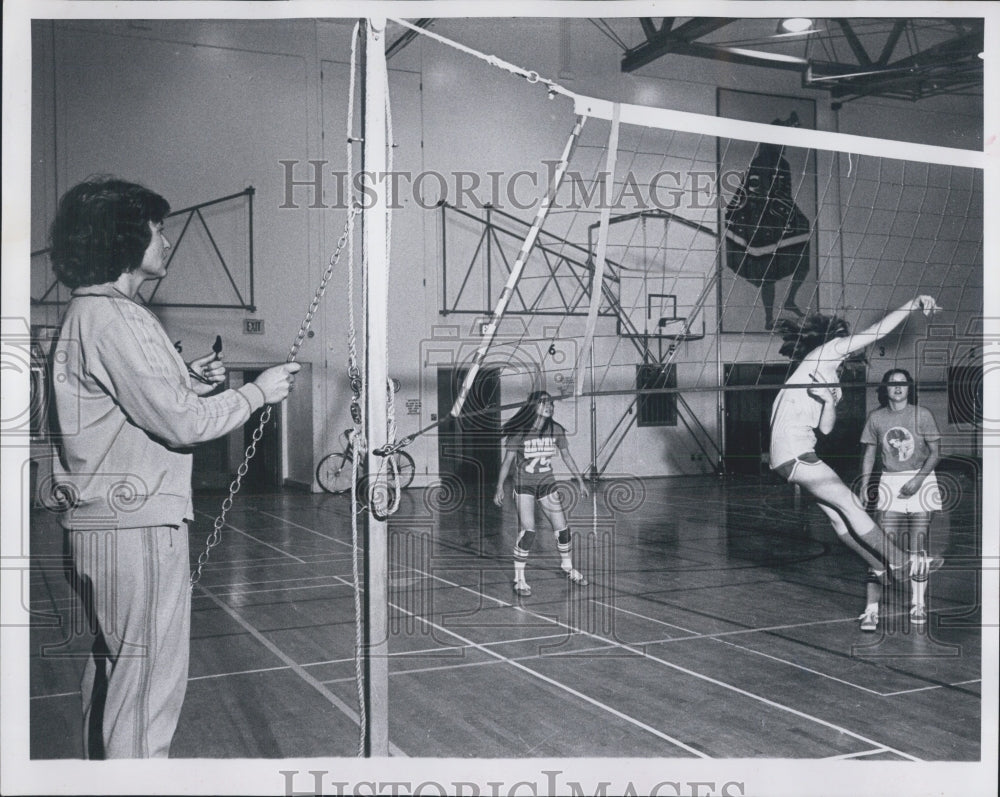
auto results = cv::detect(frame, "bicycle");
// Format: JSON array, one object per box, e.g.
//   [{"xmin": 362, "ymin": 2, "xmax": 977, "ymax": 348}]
[{"xmin": 316, "ymin": 428, "xmax": 416, "ymax": 495}]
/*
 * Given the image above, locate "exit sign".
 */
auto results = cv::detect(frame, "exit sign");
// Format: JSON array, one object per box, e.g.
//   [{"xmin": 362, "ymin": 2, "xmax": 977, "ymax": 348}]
[{"xmin": 243, "ymin": 318, "xmax": 265, "ymax": 335}]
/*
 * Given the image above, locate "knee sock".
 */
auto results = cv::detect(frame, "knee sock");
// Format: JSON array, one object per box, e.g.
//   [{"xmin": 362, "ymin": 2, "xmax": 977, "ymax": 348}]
[
  {"xmin": 514, "ymin": 529, "xmax": 535, "ymax": 581},
  {"xmin": 854, "ymin": 522, "xmax": 908, "ymax": 573},
  {"xmin": 865, "ymin": 568, "xmax": 882, "ymax": 612},
  {"xmin": 911, "ymin": 558, "xmax": 929, "ymax": 608},
  {"xmin": 907, "ymin": 516, "xmax": 932, "ymax": 608},
  {"xmin": 555, "ymin": 528, "xmax": 573, "ymax": 571}
]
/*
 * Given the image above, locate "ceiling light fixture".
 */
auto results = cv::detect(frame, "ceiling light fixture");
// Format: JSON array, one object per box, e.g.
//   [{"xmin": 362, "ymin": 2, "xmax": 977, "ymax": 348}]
[{"xmin": 777, "ymin": 18, "xmax": 814, "ymax": 34}]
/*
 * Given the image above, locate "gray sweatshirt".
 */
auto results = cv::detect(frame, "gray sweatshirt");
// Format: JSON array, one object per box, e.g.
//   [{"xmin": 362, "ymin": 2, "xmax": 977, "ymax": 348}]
[{"xmin": 51, "ymin": 285, "xmax": 265, "ymax": 529}]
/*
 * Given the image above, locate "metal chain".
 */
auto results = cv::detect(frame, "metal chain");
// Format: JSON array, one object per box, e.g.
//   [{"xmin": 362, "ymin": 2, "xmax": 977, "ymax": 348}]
[{"xmin": 191, "ymin": 202, "xmax": 361, "ymax": 587}]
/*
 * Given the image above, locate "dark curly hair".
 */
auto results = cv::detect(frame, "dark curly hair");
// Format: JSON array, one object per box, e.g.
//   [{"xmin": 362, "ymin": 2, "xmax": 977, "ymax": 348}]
[
  {"xmin": 49, "ymin": 177, "xmax": 170, "ymax": 289},
  {"xmin": 774, "ymin": 313, "xmax": 851, "ymax": 363},
  {"xmin": 876, "ymin": 368, "xmax": 917, "ymax": 407},
  {"xmin": 501, "ymin": 390, "xmax": 555, "ymax": 438}
]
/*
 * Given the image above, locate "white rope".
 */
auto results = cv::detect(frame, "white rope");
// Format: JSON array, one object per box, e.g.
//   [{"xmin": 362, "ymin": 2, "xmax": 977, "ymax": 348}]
[
  {"xmin": 576, "ymin": 102, "xmax": 620, "ymax": 396},
  {"xmin": 389, "ymin": 17, "xmax": 985, "ymax": 170},
  {"xmin": 390, "ymin": 18, "xmax": 570, "ymax": 97},
  {"xmin": 382, "ymin": 64, "xmax": 402, "ymax": 517},
  {"xmin": 345, "ymin": 20, "xmax": 366, "ymax": 759},
  {"xmin": 573, "ymin": 96, "xmax": 985, "ymax": 169},
  {"xmin": 448, "ymin": 114, "xmax": 587, "ymax": 419}
]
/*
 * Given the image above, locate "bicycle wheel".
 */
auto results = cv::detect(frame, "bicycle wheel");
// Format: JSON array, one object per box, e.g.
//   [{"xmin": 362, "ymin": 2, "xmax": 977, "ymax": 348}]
[
  {"xmin": 316, "ymin": 451, "xmax": 355, "ymax": 494},
  {"xmin": 390, "ymin": 450, "xmax": 416, "ymax": 490}
]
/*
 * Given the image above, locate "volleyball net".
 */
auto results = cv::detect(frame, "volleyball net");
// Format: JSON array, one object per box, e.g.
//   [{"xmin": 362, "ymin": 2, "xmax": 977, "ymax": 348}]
[{"xmin": 391, "ymin": 18, "xmax": 984, "ymax": 475}]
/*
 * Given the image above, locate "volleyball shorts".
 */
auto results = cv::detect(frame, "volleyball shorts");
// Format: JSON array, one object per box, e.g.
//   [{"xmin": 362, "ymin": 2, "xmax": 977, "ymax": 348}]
[
  {"xmin": 771, "ymin": 451, "xmax": 823, "ymax": 481},
  {"xmin": 873, "ymin": 470, "xmax": 943, "ymax": 514},
  {"xmin": 513, "ymin": 478, "xmax": 560, "ymax": 499}
]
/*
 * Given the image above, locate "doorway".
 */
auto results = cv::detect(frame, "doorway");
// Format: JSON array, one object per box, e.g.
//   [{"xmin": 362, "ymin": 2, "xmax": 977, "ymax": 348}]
[
  {"xmin": 723, "ymin": 363, "xmax": 790, "ymax": 475},
  {"xmin": 723, "ymin": 361, "xmax": 867, "ymax": 478},
  {"xmin": 191, "ymin": 367, "xmax": 282, "ymax": 492},
  {"xmin": 436, "ymin": 367, "xmax": 501, "ymax": 496}
]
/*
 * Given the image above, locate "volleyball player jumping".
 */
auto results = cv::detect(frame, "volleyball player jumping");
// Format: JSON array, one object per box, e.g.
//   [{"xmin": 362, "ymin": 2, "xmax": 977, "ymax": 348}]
[{"xmin": 769, "ymin": 296, "xmax": 943, "ymax": 611}]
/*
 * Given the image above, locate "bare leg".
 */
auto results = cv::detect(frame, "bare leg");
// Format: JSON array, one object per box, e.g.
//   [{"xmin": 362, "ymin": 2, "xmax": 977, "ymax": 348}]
[
  {"xmin": 512, "ymin": 493, "xmax": 538, "ymax": 593},
  {"xmin": 538, "ymin": 490, "xmax": 588, "ymax": 585},
  {"xmin": 862, "ymin": 567, "xmax": 882, "ymax": 630},
  {"xmin": 896, "ymin": 511, "xmax": 935, "ymax": 614},
  {"xmin": 537, "ymin": 490, "xmax": 568, "ymax": 531},
  {"xmin": 815, "ymin": 502, "xmax": 885, "ymax": 572},
  {"xmin": 791, "ymin": 460, "xmax": 908, "ymax": 572}
]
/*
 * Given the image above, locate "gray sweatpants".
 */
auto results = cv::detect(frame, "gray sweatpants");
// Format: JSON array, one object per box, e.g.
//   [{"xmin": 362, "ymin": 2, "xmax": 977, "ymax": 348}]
[{"xmin": 67, "ymin": 524, "xmax": 191, "ymax": 758}]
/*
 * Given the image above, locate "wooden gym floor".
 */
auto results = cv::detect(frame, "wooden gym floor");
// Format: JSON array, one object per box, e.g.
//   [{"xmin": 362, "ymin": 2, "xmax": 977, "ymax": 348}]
[{"xmin": 29, "ymin": 468, "xmax": 982, "ymax": 760}]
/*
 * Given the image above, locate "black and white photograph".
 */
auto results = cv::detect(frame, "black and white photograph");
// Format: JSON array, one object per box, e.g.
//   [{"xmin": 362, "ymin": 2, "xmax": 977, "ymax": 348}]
[{"xmin": 1, "ymin": 2, "xmax": 997, "ymax": 796}]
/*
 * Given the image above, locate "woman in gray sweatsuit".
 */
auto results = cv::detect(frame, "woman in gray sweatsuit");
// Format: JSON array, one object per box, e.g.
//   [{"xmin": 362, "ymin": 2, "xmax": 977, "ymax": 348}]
[{"xmin": 49, "ymin": 178, "xmax": 299, "ymax": 758}]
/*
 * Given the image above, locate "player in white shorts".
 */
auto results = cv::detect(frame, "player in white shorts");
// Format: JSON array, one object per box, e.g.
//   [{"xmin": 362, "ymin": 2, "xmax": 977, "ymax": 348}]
[
  {"xmin": 858, "ymin": 368, "xmax": 943, "ymax": 630},
  {"xmin": 769, "ymin": 297, "xmax": 942, "ymax": 622}
]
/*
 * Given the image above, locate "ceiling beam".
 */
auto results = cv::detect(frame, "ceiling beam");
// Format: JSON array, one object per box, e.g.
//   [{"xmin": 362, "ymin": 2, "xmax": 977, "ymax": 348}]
[
  {"xmin": 834, "ymin": 19, "xmax": 874, "ymax": 67},
  {"xmin": 879, "ymin": 26, "xmax": 983, "ymax": 70},
  {"xmin": 876, "ymin": 20, "xmax": 908, "ymax": 65},
  {"xmin": 622, "ymin": 18, "xmax": 735, "ymax": 72},
  {"xmin": 630, "ymin": 39, "xmax": 807, "ymax": 73},
  {"xmin": 807, "ymin": 25, "xmax": 983, "ymax": 97},
  {"xmin": 620, "ymin": 17, "xmax": 983, "ymax": 103},
  {"xmin": 669, "ymin": 18, "xmax": 737, "ymax": 41},
  {"xmin": 639, "ymin": 18, "xmax": 667, "ymax": 40}
]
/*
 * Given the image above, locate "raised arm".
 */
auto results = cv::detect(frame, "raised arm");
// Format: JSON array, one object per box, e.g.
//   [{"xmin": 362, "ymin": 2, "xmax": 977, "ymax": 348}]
[
  {"xmin": 90, "ymin": 314, "xmax": 298, "ymax": 448},
  {"xmin": 814, "ymin": 295, "xmax": 939, "ymax": 363}
]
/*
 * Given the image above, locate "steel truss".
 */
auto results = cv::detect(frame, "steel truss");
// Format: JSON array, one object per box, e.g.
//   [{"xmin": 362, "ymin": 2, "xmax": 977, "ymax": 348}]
[
  {"xmin": 438, "ymin": 200, "xmax": 723, "ymax": 477},
  {"xmin": 32, "ymin": 187, "xmax": 256, "ymax": 311}
]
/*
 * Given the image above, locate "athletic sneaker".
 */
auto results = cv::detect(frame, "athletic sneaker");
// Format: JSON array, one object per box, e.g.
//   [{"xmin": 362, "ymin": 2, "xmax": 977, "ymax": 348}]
[
  {"xmin": 910, "ymin": 605, "xmax": 928, "ymax": 626},
  {"xmin": 512, "ymin": 579, "xmax": 532, "ymax": 597},
  {"xmin": 859, "ymin": 609, "xmax": 879, "ymax": 632},
  {"xmin": 563, "ymin": 567, "xmax": 589, "ymax": 587}
]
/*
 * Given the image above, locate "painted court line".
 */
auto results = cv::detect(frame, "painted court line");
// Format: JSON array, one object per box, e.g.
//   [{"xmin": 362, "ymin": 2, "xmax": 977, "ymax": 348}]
[
  {"xmin": 825, "ymin": 748, "xmax": 890, "ymax": 760},
  {"xmin": 882, "ymin": 678, "xmax": 982, "ymax": 696},
  {"xmin": 322, "ymin": 654, "xmax": 510, "ymax": 684},
  {"xmin": 390, "ymin": 561, "xmax": 925, "ymax": 759},
  {"xmin": 354, "ymin": 560, "xmax": 917, "ymax": 758},
  {"xmin": 601, "ymin": 632, "xmax": 922, "ymax": 760},
  {"xmin": 264, "ymin": 511, "xmax": 924, "ymax": 760},
  {"xmin": 385, "ymin": 599, "xmax": 710, "ymax": 757},
  {"xmin": 255, "ymin": 509, "xmax": 344, "ymax": 542},
  {"xmin": 594, "ymin": 598, "xmax": 981, "ymax": 700},
  {"xmin": 595, "ymin": 600, "xmax": 887, "ymax": 696},
  {"xmin": 193, "ymin": 554, "xmax": 349, "ymax": 572},
  {"xmin": 315, "ymin": 568, "xmax": 707, "ymax": 756},
  {"xmin": 192, "ymin": 572, "xmax": 352, "ymax": 591},
  {"xmin": 188, "ymin": 664, "xmax": 291, "ymax": 682},
  {"xmin": 189, "ymin": 633, "xmax": 572, "ymax": 686},
  {"xmin": 193, "ymin": 509, "xmax": 307, "ymax": 563},
  {"xmin": 194, "ymin": 582, "xmax": 407, "ymax": 757},
  {"xmin": 202, "ymin": 580, "xmax": 355, "ymax": 600}
]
